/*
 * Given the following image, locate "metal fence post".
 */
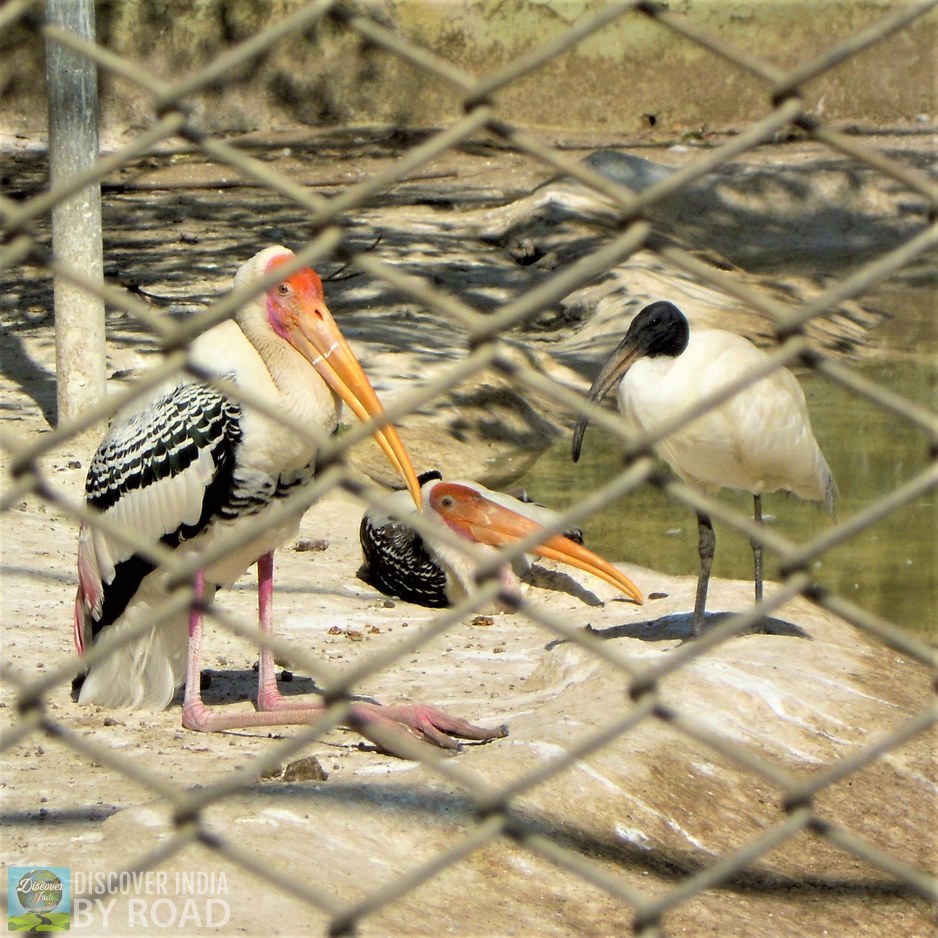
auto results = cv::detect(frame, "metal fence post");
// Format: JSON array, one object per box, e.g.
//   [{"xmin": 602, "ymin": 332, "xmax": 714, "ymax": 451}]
[{"xmin": 45, "ymin": 0, "xmax": 106, "ymax": 426}]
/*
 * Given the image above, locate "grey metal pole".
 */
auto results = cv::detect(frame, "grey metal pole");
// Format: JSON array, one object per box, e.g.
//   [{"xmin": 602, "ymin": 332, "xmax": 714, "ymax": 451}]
[{"xmin": 45, "ymin": 0, "xmax": 106, "ymax": 426}]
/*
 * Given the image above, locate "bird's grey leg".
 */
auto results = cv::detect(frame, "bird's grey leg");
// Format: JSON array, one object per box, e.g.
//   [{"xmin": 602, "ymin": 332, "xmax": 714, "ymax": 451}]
[
  {"xmin": 185, "ymin": 552, "xmax": 506, "ymax": 750},
  {"xmin": 751, "ymin": 494, "xmax": 764, "ymax": 605},
  {"xmin": 692, "ymin": 511, "xmax": 716, "ymax": 637}
]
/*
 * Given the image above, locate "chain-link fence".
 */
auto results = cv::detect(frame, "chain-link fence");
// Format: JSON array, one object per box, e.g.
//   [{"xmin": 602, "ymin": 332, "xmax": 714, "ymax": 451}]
[{"xmin": 2, "ymin": 1, "xmax": 936, "ymax": 935}]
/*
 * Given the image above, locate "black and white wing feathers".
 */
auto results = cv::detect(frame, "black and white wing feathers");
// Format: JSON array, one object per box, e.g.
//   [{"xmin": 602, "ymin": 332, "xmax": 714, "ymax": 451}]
[
  {"xmin": 76, "ymin": 381, "xmax": 241, "ymax": 645},
  {"xmin": 358, "ymin": 514, "xmax": 450, "ymax": 608}
]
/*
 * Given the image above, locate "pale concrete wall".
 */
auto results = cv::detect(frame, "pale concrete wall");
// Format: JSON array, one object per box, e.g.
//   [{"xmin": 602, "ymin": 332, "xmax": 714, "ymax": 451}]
[{"xmin": 2, "ymin": 0, "xmax": 934, "ymax": 139}]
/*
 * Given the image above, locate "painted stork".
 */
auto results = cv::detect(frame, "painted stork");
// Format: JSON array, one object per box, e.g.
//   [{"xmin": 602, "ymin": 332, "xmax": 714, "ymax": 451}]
[
  {"xmin": 73, "ymin": 246, "xmax": 505, "ymax": 750},
  {"xmin": 572, "ymin": 300, "xmax": 835, "ymax": 637},
  {"xmin": 360, "ymin": 471, "xmax": 644, "ymax": 609}
]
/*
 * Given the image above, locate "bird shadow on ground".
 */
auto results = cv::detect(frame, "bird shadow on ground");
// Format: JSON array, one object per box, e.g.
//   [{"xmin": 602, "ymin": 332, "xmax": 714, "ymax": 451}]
[
  {"xmin": 524, "ymin": 565, "xmax": 604, "ymax": 606},
  {"xmin": 0, "ymin": 326, "xmax": 58, "ymax": 427},
  {"xmin": 581, "ymin": 611, "xmax": 811, "ymax": 643},
  {"xmin": 155, "ymin": 669, "xmax": 386, "ymax": 710}
]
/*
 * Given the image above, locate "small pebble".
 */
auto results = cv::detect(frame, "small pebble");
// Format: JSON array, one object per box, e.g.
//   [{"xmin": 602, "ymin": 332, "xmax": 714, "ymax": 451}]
[
  {"xmin": 261, "ymin": 754, "xmax": 327, "ymax": 782},
  {"xmin": 294, "ymin": 537, "xmax": 329, "ymax": 552}
]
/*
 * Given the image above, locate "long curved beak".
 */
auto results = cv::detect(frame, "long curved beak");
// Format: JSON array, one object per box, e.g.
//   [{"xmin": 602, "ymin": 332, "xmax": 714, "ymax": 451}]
[
  {"xmin": 289, "ymin": 299, "xmax": 422, "ymax": 509},
  {"xmin": 571, "ymin": 337, "xmax": 642, "ymax": 463},
  {"xmin": 444, "ymin": 493, "xmax": 643, "ymax": 605}
]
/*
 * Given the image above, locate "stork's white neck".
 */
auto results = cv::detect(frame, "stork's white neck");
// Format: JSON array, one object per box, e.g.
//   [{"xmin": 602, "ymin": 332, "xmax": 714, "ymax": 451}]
[
  {"xmin": 428, "ymin": 535, "xmax": 520, "ymax": 611},
  {"xmin": 188, "ymin": 312, "xmax": 337, "ymax": 478},
  {"xmin": 238, "ymin": 301, "xmax": 339, "ymax": 435}
]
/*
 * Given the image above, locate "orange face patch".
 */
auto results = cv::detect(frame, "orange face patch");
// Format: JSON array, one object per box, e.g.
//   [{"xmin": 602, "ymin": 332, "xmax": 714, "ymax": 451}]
[
  {"xmin": 265, "ymin": 253, "xmax": 324, "ymax": 300},
  {"xmin": 430, "ymin": 483, "xmax": 482, "ymax": 517},
  {"xmin": 264, "ymin": 254, "xmax": 325, "ymax": 338}
]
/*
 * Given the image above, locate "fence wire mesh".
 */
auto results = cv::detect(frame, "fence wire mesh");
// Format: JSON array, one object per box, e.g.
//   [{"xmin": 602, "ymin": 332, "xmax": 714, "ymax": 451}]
[{"xmin": 1, "ymin": 1, "xmax": 936, "ymax": 935}]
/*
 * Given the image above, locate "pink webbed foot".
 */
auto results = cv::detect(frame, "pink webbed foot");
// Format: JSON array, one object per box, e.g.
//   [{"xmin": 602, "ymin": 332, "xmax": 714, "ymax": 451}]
[
  {"xmin": 354, "ymin": 703, "xmax": 509, "ymax": 752},
  {"xmin": 198, "ymin": 681, "xmax": 507, "ymax": 755}
]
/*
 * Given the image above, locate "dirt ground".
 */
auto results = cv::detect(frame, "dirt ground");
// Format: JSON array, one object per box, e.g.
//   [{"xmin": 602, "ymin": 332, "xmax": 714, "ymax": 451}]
[{"xmin": 1, "ymin": 127, "xmax": 936, "ymax": 936}]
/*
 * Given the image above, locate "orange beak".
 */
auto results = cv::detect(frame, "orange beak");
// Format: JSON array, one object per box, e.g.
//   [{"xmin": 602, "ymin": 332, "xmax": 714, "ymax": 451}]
[
  {"xmin": 430, "ymin": 483, "xmax": 643, "ymax": 604},
  {"xmin": 267, "ymin": 257, "xmax": 422, "ymax": 508}
]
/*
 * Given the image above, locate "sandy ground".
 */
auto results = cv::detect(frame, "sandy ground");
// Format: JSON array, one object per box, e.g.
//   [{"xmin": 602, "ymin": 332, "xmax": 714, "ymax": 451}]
[
  {"xmin": 1, "ymin": 129, "xmax": 936, "ymax": 936},
  {"xmin": 2, "ymin": 476, "xmax": 936, "ymax": 936}
]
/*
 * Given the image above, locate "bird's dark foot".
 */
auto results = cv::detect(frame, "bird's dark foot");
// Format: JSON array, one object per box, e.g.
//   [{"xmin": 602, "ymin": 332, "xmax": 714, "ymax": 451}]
[{"xmin": 360, "ymin": 703, "xmax": 509, "ymax": 753}]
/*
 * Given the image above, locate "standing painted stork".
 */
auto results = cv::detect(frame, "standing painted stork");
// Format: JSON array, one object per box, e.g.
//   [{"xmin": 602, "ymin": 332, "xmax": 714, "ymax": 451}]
[
  {"xmin": 572, "ymin": 301, "xmax": 835, "ymax": 638},
  {"xmin": 360, "ymin": 471, "xmax": 644, "ymax": 609},
  {"xmin": 73, "ymin": 246, "xmax": 505, "ymax": 750}
]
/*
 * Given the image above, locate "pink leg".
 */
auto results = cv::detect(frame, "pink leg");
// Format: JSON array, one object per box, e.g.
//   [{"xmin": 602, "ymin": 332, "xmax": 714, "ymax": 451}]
[
  {"xmin": 255, "ymin": 550, "xmax": 283, "ymax": 709},
  {"xmin": 182, "ymin": 553, "xmax": 507, "ymax": 751},
  {"xmin": 181, "ymin": 569, "xmax": 218, "ymax": 730}
]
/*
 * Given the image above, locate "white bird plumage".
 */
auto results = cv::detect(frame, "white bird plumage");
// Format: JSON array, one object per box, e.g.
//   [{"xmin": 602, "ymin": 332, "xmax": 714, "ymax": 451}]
[
  {"xmin": 622, "ymin": 329, "xmax": 834, "ymax": 503},
  {"xmin": 572, "ymin": 300, "xmax": 835, "ymax": 637}
]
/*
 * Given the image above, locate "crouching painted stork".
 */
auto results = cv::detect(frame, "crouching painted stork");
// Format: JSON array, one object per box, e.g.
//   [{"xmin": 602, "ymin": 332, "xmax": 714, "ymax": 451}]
[
  {"xmin": 73, "ymin": 246, "xmax": 505, "ymax": 750},
  {"xmin": 360, "ymin": 471, "xmax": 644, "ymax": 609},
  {"xmin": 572, "ymin": 300, "xmax": 835, "ymax": 638}
]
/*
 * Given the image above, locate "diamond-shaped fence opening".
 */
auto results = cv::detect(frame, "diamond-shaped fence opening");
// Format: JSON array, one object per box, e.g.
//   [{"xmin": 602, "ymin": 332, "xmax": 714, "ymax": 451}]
[{"xmin": 1, "ymin": 1, "xmax": 936, "ymax": 936}]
